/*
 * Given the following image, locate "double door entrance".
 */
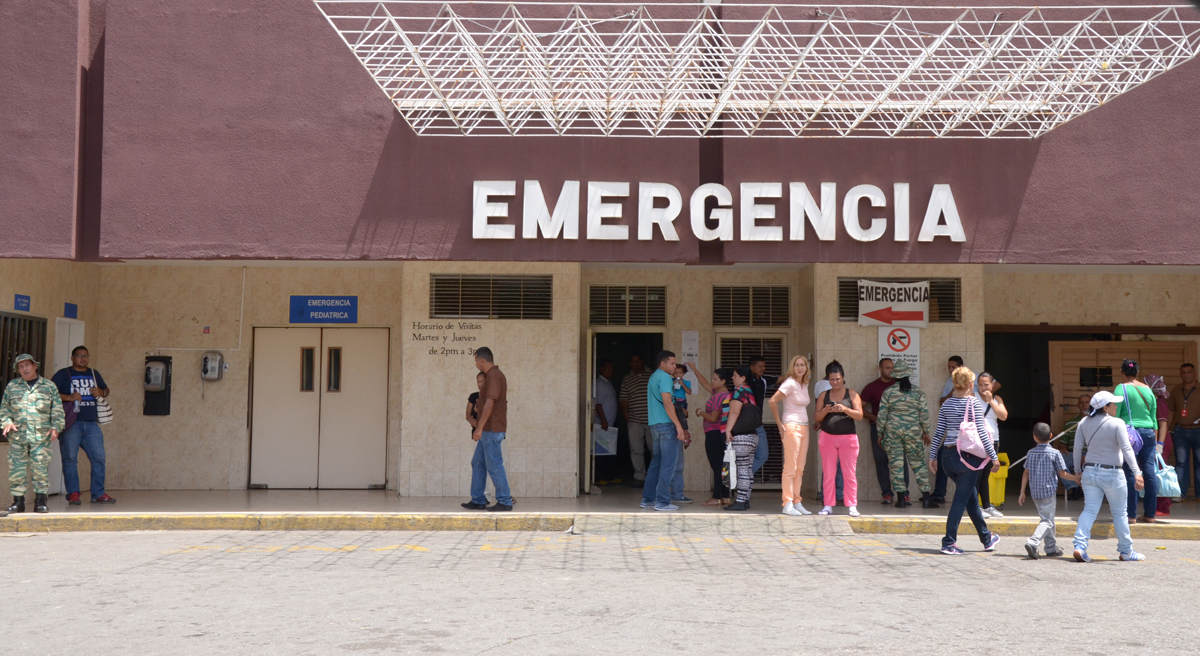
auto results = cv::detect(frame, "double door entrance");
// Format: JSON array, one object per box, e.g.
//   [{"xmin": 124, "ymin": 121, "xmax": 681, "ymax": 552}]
[{"xmin": 250, "ymin": 327, "xmax": 389, "ymax": 489}]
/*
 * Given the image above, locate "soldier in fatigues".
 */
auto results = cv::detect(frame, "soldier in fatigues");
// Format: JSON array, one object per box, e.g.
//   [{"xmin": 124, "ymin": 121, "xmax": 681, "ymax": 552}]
[
  {"xmin": 876, "ymin": 361, "xmax": 933, "ymax": 509},
  {"xmin": 1, "ymin": 354, "xmax": 65, "ymax": 514}
]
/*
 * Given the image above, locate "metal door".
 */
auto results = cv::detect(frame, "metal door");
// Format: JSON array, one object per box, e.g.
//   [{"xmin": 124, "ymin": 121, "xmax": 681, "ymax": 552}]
[
  {"xmin": 317, "ymin": 327, "xmax": 389, "ymax": 488},
  {"xmin": 250, "ymin": 328, "xmax": 322, "ymax": 488},
  {"xmin": 51, "ymin": 318, "xmax": 85, "ymax": 496}
]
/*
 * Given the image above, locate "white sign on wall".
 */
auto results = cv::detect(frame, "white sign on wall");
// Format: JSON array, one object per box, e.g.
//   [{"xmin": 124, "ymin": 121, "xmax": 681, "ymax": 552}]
[
  {"xmin": 879, "ymin": 327, "xmax": 920, "ymax": 386},
  {"xmin": 681, "ymin": 330, "xmax": 699, "ymax": 361},
  {"xmin": 857, "ymin": 279, "xmax": 930, "ymax": 328}
]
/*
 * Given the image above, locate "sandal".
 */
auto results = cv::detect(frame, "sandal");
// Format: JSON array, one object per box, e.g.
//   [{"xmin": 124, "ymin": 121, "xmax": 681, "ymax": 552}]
[
  {"xmin": 721, "ymin": 498, "xmax": 733, "ymax": 507},
  {"xmin": 702, "ymin": 498, "xmax": 723, "ymax": 507}
]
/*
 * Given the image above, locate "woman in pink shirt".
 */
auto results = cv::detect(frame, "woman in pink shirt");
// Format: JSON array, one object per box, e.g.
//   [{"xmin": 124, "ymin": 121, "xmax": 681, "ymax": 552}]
[
  {"xmin": 770, "ymin": 356, "xmax": 813, "ymax": 515},
  {"xmin": 692, "ymin": 367, "xmax": 734, "ymax": 507}
]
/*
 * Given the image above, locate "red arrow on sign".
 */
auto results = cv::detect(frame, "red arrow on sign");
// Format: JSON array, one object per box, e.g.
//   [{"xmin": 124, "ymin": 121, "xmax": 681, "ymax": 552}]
[{"xmin": 863, "ymin": 307, "xmax": 925, "ymax": 325}]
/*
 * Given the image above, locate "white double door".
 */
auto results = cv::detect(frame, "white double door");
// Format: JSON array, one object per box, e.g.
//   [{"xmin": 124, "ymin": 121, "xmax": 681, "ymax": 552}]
[{"xmin": 250, "ymin": 327, "xmax": 389, "ymax": 489}]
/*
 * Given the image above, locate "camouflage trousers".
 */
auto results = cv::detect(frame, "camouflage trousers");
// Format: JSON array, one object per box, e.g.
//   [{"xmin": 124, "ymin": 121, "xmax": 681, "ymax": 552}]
[
  {"xmin": 882, "ymin": 432, "xmax": 930, "ymax": 495},
  {"xmin": 7, "ymin": 438, "xmax": 51, "ymax": 496}
]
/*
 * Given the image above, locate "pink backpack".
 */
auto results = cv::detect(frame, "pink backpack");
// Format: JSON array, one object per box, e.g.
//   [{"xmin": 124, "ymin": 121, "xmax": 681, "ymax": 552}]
[{"xmin": 956, "ymin": 398, "xmax": 991, "ymax": 470}]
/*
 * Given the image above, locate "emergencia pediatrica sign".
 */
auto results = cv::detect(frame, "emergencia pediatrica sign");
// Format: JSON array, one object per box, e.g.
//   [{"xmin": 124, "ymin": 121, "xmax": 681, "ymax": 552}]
[{"xmin": 289, "ymin": 296, "xmax": 358, "ymax": 324}]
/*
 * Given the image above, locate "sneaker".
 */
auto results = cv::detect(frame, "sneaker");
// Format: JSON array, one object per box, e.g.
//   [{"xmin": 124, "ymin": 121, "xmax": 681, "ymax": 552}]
[
  {"xmin": 639, "ymin": 501, "xmax": 654, "ymax": 509},
  {"xmin": 1046, "ymin": 548, "xmax": 1066, "ymax": 558},
  {"xmin": 1119, "ymin": 551, "xmax": 1146, "ymax": 562},
  {"xmin": 817, "ymin": 506, "xmax": 833, "ymax": 516},
  {"xmin": 91, "ymin": 494, "xmax": 116, "ymax": 504},
  {"xmin": 672, "ymin": 497, "xmax": 693, "ymax": 504},
  {"xmin": 984, "ymin": 506, "xmax": 1004, "ymax": 518},
  {"xmin": 848, "ymin": 506, "xmax": 860, "ymax": 517},
  {"xmin": 930, "ymin": 495, "xmax": 946, "ymax": 504},
  {"xmin": 984, "ymin": 532, "xmax": 1001, "ymax": 552},
  {"xmin": 782, "ymin": 503, "xmax": 802, "ymax": 516},
  {"xmin": 941, "ymin": 544, "xmax": 965, "ymax": 555},
  {"xmin": 1024, "ymin": 542, "xmax": 1039, "ymax": 560},
  {"xmin": 66, "ymin": 493, "xmax": 81, "ymax": 506},
  {"xmin": 654, "ymin": 504, "xmax": 679, "ymax": 512},
  {"xmin": 1074, "ymin": 548, "xmax": 1091, "ymax": 563},
  {"xmin": 1171, "ymin": 496, "xmax": 1183, "ymax": 503},
  {"xmin": 881, "ymin": 493, "xmax": 893, "ymax": 505},
  {"xmin": 795, "ymin": 503, "xmax": 812, "ymax": 515},
  {"xmin": 460, "ymin": 501, "xmax": 487, "ymax": 510}
]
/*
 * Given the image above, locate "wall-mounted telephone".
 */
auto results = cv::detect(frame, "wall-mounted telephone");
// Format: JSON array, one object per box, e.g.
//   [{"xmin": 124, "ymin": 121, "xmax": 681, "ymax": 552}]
[
  {"xmin": 202, "ymin": 351, "xmax": 224, "ymax": 381},
  {"xmin": 145, "ymin": 361, "xmax": 167, "ymax": 392}
]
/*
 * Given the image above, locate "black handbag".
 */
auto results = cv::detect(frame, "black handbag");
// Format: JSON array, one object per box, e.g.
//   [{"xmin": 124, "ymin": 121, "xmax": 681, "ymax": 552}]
[{"xmin": 731, "ymin": 400, "xmax": 763, "ymax": 435}]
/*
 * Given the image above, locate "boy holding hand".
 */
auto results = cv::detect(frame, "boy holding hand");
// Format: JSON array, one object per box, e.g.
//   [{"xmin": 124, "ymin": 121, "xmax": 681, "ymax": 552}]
[{"xmin": 1019, "ymin": 422, "xmax": 1083, "ymax": 559}]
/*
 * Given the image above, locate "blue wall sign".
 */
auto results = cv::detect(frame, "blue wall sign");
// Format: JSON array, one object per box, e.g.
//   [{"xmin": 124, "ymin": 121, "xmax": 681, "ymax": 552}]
[
  {"xmin": 289, "ymin": 295, "xmax": 358, "ymax": 324},
  {"xmin": 64, "ymin": 302, "xmax": 78, "ymax": 319},
  {"xmin": 14, "ymin": 294, "xmax": 30, "ymax": 312}
]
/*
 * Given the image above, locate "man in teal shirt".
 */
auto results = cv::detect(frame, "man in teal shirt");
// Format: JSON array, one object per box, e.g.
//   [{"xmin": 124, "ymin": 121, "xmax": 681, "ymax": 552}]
[{"xmin": 640, "ymin": 350, "xmax": 689, "ymax": 512}]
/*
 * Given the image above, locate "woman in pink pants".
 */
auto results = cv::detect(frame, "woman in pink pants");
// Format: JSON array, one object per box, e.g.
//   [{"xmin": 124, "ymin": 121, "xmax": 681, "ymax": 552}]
[
  {"xmin": 814, "ymin": 363, "xmax": 864, "ymax": 516},
  {"xmin": 770, "ymin": 355, "xmax": 812, "ymax": 516}
]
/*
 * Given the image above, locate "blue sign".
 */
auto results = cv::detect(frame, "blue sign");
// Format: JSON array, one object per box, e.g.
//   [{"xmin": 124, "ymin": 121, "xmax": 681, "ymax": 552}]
[
  {"xmin": 289, "ymin": 296, "xmax": 358, "ymax": 324},
  {"xmin": 64, "ymin": 302, "xmax": 78, "ymax": 319},
  {"xmin": 14, "ymin": 294, "xmax": 30, "ymax": 312}
]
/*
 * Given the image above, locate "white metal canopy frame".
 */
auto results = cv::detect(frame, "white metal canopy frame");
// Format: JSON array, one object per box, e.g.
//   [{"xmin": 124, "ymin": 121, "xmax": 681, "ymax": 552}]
[{"xmin": 313, "ymin": 1, "xmax": 1200, "ymax": 137}]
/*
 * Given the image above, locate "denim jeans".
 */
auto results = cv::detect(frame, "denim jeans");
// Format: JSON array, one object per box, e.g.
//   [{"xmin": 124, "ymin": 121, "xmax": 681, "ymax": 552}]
[
  {"xmin": 470, "ymin": 431, "xmax": 513, "ymax": 506},
  {"xmin": 933, "ymin": 459, "xmax": 948, "ymax": 499},
  {"xmin": 642, "ymin": 423, "xmax": 682, "ymax": 508},
  {"xmin": 940, "ymin": 448, "xmax": 994, "ymax": 549},
  {"xmin": 671, "ymin": 436, "xmax": 685, "ymax": 500},
  {"xmin": 1074, "ymin": 465, "xmax": 1133, "ymax": 556},
  {"xmin": 1125, "ymin": 427, "xmax": 1157, "ymax": 520},
  {"xmin": 1174, "ymin": 427, "xmax": 1200, "ymax": 497},
  {"xmin": 752, "ymin": 425, "xmax": 769, "ymax": 474},
  {"xmin": 60, "ymin": 420, "xmax": 107, "ymax": 498}
]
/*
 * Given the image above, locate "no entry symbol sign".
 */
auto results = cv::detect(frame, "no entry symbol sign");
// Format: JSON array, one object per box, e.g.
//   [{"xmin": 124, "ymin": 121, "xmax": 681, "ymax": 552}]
[{"xmin": 887, "ymin": 328, "xmax": 912, "ymax": 352}]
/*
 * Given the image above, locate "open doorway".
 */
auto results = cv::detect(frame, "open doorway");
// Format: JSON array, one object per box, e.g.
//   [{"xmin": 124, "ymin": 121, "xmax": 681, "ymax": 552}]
[{"xmin": 589, "ymin": 331, "xmax": 664, "ymax": 488}]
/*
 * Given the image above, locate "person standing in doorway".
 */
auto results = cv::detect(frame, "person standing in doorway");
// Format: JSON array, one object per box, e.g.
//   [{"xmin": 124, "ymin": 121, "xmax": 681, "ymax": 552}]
[
  {"xmin": 723, "ymin": 365, "xmax": 761, "ymax": 511},
  {"xmin": 814, "ymin": 363, "xmax": 863, "ymax": 517},
  {"xmin": 860, "ymin": 358, "xmax": 900, "ymax": 505},
  {"xmin": 619, "ymin": 355, "xmax": 653, "ymax": 486},
  {"xmin": 1114, "ymin": 360, "xmax": 1159, "ymax": 523},
  {"xmin": 975, "ymin": 372, "xmax": 1007, "ymax": 518},
  {"xmin": 813, "ymin": 360, "xmax": 844, "ymax": 505},
  {"xmin": 669, "ymin": 364, "xmax": 693, "ymax": 504},
  {"xmin": 1072, "ymin": 391, "xmax": 1145, "ymax": 562},
  {"xmin": 640, "ymin": 351, "xmax": 688, "ymax": 512},
  {"xmin": 770, "ymin": 356, "xmax": 812, "ymax": 515},
  {"xmin": 1059, "ymin": 393, "xmax": 1092, "ymax": 501},
  {"xmin": 52, "ymin": 346, "xmax": 116, "ymax": 505},
  {"xmin": 2, "ymin": 354, "xmax": 65, "ymax": 514},
  {"xmin": 692, "ymin": 367, "xmax": 732, "ymax": 507},
  {"xmin": 591, "ymin": 359, "xmax": 619, "ymax": 481},
  {"xmin": 461, "ymin": 347, "xmax": 513, "ymax": 512},
  {"xmin": 1144, "ymin": 374, "xmax": 1173, "ymax": 516},
  {"xmin": 747, "ymin": 357, "xmax": 771, "ymax": 475},
  {"xmin": 929, "ymin": 366, "xmax": 1000, "ymax": 555},
  {"xmin": 1169, "ymin": 363, "xmax": 1200, "ymax": 500},
  {"xmin": 465, "ymin": 371, "xmax": 486, "ymax": 437},
  {"xmin": 876, "ymin": 360, "xmax": 933, "ymax": 509}
]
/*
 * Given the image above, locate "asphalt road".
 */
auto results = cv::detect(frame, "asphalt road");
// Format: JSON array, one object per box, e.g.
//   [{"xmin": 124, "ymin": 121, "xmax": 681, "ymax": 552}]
[{"xmin": 2, "ymin": 529, "xmax": 1196, "ymax": 655}]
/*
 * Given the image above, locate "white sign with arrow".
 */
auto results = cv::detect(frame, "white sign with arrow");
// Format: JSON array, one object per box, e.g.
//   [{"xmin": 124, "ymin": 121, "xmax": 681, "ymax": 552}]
[{"xmin": 857, "ymin": 279, "xmax": 930, "ymax": 328}]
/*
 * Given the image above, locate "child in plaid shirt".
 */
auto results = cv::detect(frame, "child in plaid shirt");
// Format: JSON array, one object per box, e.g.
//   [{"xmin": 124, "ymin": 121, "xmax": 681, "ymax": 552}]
[{"xmin": 1019, "ymin": 423, "xmax": 1082, "ymax": 559}]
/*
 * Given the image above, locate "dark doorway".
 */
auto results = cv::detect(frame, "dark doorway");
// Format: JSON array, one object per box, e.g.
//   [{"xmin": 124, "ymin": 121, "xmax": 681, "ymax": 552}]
[{"xmin": 592, "ymin": 331, "xmax": 664, "ymax": 485}]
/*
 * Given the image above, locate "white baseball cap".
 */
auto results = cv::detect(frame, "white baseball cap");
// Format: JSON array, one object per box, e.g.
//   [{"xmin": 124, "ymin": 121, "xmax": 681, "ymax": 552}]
[{"xmin": 1090, "ymin": 390, "xmax": 1124, "ymax": 409}]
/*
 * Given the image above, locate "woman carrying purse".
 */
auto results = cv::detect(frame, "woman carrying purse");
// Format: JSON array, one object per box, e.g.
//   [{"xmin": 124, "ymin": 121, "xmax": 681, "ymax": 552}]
[{"xmin": 723, "ymin": 365, "xmax": 761, "ymax": 511}]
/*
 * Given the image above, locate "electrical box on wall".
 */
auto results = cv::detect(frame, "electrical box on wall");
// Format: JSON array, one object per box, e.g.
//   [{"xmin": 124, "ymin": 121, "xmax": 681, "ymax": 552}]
[
  {"xmin": 144, "ymin": 356, "xmax": 172, "ymax": 416},
  {"xmin": 201, "ymin": 351, "xmax": 223, "ymax": 381}
]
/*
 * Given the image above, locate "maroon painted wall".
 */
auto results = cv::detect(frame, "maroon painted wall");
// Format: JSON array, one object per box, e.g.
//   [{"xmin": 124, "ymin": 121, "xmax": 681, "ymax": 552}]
[
  {"xmin": 92, "ymin": 0, "xmax": 1200, "ymax": 264},
  {"xmin": 0, "ymin": 0, "xmax": 84, "ymax": 259}
]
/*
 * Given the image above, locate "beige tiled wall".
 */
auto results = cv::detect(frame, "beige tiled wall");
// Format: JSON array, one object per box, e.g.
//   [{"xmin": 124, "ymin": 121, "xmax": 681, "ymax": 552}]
[
  {"xmin": 399, "ymin": 262, "xmax": 581, "ymax": 499},
  {"xmin": 984, "ymin": 270, "xmax": 1200, "ymax": 327}
]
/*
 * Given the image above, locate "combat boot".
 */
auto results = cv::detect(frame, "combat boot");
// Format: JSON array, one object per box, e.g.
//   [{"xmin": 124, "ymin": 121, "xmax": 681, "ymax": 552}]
[
  {"xmin": 6, "ymin": 496, "xmax": 25, "ymax": 513},
  {"xmin": 895, "ymin": 493, "xmax": 910, "ymax": 509},
  {"xmin": 921, "ymin": 492, "xmax": 939, "ymax": 509},
  {"xmin": 34, "ymin": 493, "xmax": 48, "ymax": 513}
]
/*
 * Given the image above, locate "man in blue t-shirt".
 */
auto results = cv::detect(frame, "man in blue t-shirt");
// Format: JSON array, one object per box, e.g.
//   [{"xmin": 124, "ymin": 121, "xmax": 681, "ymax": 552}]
[
  {"xmin": 639, "ymin": 350, "xmax": 689, "ymax": 512},
  {"xmin": 51, "ymin": 346, "xmax": 115, "ymax": 505}
]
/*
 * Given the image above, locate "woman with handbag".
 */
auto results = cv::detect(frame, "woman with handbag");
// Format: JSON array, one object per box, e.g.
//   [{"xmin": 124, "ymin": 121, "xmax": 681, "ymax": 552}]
[
  {"xmin": 1145, "ymin": 374, "xmax": 1177, "ymax": 516},
  {"xmin": 1114, "ymin": 360, "xmax": 1160, "ymax": 523},
  {"xmin": 928, "ymin": 366, "xmax": 1000, "ymax": 555},
  {"xmin": 723, "ymin": 365, "xmax": 761, "ymax": 511},
  {"xmin": 1072, "ymin": 390, "xmax": 1145, "ymax": 562},
  {"xmin": 814, "ymin": 363, "xmax": 864, "ymax": 517},
  {"xmin": 691, "ymin": 366, "xmax": 733, "ymax": 507}
]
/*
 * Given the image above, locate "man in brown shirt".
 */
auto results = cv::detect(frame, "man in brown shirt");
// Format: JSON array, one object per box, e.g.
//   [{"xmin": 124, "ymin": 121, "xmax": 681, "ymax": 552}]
[
  {"xmin": 462, "ymin": 347, "xmax": 513, "ymax": 512},
  {"xmin": 1169, "ymin": 363, "xmax": 1200, "ymax": 498}
]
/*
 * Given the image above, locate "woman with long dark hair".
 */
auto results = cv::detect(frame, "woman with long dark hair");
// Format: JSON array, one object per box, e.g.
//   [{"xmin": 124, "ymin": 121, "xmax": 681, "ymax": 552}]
[
  {"xmin": 975, "ymin": 372, "xmax": 1008, "ymax": 518},
  {"xmin": 723, "ymin": 365, "xmax": 761, "ymax": 511},
  {"xmin": 693, "ymin": 367, "xmax": 733, "ymax": 507},
  {"xmin": 1115, "ymin": 359, "xmax": 1160, "ymax": 523},
  {"xmin": 813, "ymin": 362, "xmax": 864, "ymax": 516}
]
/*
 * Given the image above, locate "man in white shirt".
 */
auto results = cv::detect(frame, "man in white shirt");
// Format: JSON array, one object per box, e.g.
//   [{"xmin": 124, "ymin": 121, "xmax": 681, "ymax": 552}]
[{"xmin": 593, "ymin": 359, "xmax": 618, "ymax": 431}]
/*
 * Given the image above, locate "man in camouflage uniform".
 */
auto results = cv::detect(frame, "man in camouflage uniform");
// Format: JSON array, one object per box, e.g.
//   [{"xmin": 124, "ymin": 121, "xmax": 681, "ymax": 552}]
[
  {"xmin": 876, "ymin": 361, "xmax": 933, "ymax": 509},
  {"xmin": 1, "ymin": 354, "xmax": 65, "ymax": 514}
]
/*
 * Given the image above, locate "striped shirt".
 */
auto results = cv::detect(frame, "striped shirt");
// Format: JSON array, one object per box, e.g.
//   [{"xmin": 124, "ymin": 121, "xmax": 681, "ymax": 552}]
[
  {"xmin": 703, "ymin": 390, "xmax": 731, "ymax": 433},
  {"xmin": 619, "ymin": 370, "xmax": 652, "ymax": 424},
  {"xmin": 928, "ymin": 396, "xmax": 998, "ymax": 462}
]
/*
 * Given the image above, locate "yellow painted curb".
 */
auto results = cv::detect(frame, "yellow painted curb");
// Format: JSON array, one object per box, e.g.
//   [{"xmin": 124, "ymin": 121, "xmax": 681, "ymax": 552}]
[
  {"xmin": 846, "ymin": 517, "xmax": 1200, "ymax": 540},
  {"xmin": 0, "ymin": 513, "xmax": 574, "ymax": 533}
]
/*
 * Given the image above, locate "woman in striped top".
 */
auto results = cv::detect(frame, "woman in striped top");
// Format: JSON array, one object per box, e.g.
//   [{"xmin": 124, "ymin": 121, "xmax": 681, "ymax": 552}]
[{"xmin": 928, "ymin": 366, "xmax": 1001, "ymax": 555}]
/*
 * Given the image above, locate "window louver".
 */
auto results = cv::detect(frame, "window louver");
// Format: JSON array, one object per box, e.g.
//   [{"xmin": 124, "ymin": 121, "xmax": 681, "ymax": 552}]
[
  {"xmin": 837, "ymin": 278, "xmax": 962, "ymax": 323},
  {"xmin": 712, "ymin": 286, "xmax": 790, "ymax": 327},
  {"xmin": 589, "ymin": 286, "xmax": 666, "ymax": 326},
  {"xmin": 431, "ymin": 275, "xmax": 553, "ymax": 320}
]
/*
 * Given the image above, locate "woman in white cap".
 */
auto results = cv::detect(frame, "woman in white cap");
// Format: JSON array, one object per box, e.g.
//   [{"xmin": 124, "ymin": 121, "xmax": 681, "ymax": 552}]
[{"xmin": 1072, "ymin": 390, "xmax": 1146, "ymax": 562}]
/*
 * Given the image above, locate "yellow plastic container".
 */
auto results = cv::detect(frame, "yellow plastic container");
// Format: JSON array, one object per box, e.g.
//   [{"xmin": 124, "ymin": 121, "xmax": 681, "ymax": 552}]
[{"xmin": 982, "ymin": 452, "xmax": 1009, "ymax": 508}]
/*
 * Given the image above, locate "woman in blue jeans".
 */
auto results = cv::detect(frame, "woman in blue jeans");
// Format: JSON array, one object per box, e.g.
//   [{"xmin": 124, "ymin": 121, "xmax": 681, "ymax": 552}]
[
  {"xmin": 927, "ymin": 366, "xmax": 1000, "ymax": 555},
  {"xmin": 1114, "ymin": 360, "xmax": 1159, "ymax": 523},
  {"xmin": 1073, "ymin": 390, "xmax": 1145, "ymax": 562}
]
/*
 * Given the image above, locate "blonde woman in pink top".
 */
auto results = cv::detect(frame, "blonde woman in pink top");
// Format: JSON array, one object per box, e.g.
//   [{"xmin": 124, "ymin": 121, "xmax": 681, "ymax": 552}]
[{"xmin": 770, "ymin": 356, "xmax": 813, "ymax": 516}]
